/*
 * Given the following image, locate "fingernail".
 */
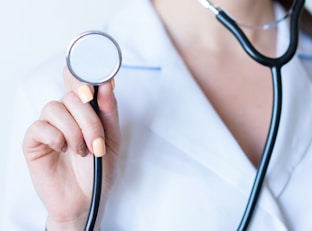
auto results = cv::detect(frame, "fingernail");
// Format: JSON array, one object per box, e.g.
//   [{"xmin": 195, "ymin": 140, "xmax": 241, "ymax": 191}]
[
  {"xmin": 77, "ymin": 142, "xmax": 89, "ymax": 157},
  {"xmin": 110, "ymin": 78, "xmax": 115, "ymax": 90},
  {"xmin": 61, "ymin": 143, "xmax": 68, "ymax": 153},
  {"xmin": 92, "ymin": 137, "xmax": 106, "ymax": 157},
  {"xmin": 78, "ymin": 85, "xmax": 93, "ymax": 103}
]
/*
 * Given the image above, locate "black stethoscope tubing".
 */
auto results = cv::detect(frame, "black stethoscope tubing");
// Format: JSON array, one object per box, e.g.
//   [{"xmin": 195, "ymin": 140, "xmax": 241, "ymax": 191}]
[
  {"xmin": 85, "ymin": 86, "xmax": 102, "ymax": 231},
  {"xmin": 214, "ymin": 0, "xmax": 304, "ymax": 230}
]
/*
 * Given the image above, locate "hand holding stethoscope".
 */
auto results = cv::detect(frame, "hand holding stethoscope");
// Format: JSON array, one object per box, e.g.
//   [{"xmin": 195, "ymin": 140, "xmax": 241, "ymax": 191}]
[{"xmin": 23, "ymin": 33, "xmax": 121, "ymax": 230}]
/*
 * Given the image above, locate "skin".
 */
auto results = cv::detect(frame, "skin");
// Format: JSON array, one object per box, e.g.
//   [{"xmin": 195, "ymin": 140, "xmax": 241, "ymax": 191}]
[
  {"xmin": 23, "ymin": 0, "xmax": 277, "ymax": 229},
  {"xmin": 153, "ymin": 0, "xmax": 276, "ymax": 165}
]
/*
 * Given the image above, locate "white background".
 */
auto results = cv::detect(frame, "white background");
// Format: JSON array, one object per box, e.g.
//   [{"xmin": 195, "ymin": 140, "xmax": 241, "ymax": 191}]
[{"xmin": 0, "ymin": 0, "xmax": 311, "ymax": 223}]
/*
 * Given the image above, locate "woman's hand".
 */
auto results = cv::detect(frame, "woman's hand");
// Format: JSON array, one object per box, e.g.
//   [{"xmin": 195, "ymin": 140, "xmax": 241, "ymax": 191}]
[{"xmin": 23, "ymin": 67, "xmax": 120, "ymax": 230}]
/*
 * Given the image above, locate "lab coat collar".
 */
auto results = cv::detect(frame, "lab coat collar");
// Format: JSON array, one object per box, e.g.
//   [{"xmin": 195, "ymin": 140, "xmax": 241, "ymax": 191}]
[{"xmin": 106, "ymin": 0, "xmax": 312, "ymax": 228}]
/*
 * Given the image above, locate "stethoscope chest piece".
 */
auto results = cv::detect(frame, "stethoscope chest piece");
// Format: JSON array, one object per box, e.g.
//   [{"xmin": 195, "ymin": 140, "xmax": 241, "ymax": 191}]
[{"xmin": 66, "ymin": 31, "xmax": 122, "ymax": 85}]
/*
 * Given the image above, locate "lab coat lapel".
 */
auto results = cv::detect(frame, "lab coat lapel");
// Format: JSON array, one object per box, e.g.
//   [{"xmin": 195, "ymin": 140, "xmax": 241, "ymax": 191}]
[
  {"xmin": 263, "ymin": 4, "xmax": 312, "ymax": 198},
  {"xmin": 267, "ymin": 47, "xmax": 312, "ymax": 197},
  {"xmin": 146, "ymin": 36, "xmax": 288, "ymax": 229},
  {"xmin": 147, "ymin": 44, "xmax": 256, "ymax": 192}
]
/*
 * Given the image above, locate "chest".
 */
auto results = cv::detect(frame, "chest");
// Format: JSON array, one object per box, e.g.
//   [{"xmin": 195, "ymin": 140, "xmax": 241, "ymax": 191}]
[{"xmin": 185, "ymin": 51, "xmax": 273, "ymax": 166}]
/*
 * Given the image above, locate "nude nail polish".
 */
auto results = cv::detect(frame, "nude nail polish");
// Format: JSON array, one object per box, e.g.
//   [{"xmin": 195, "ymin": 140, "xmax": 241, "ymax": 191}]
[
  {"xmin": 77, "ymin": 142, "xmax": 89, "ymax": 157},
  {"xmin": 111, "ymin": 78, "xmax": 115, "ymax": 90},
  {"xmin": 61, "ymin": 143, "xmax": 68, "ymax": 153},
  {"xmin": 78, "ymin": 84, "xmax": 93, "ymax": 103},
  {"xmin": 92, "ymin": 137, "xmax": 106, "ymax": 157}
]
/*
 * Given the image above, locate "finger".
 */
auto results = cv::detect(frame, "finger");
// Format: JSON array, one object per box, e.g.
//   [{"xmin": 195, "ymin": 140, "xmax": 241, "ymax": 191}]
[
  {"xmin": 97, "ymin": 80, "xmax": 120, "ymax": 152},
  {"xmin": 23, "ymin": 120, "xmax": 66, "ymax": 161},
  {"xmin": 40, "ymin": 100, "xmax": 88, "ymax": 157},
  {"xmin": 96, "ymin": 81, "xmax": 120, "ymax": 189},
  {"xmin": 62, "ymin": 91, "xmax": 106, "ymax": 157},
  {"xmin": 63, "ymin": 66, "xmax": 95, "ymax": 103}
]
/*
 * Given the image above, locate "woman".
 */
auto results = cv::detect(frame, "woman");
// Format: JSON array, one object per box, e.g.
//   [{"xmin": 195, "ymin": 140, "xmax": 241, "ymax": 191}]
[{"xmin": 3, "ymin": 0, "xmax": 312, "ymax": 230}]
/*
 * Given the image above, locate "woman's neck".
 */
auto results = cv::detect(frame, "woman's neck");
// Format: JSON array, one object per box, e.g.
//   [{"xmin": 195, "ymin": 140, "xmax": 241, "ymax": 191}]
[
  {"xmin": 152, "ymin": 0, "xmax": 277, "ymax": 166},
  {"xmin": 152, "ymin": 0, "xmax": 276, "ymax": 54}
]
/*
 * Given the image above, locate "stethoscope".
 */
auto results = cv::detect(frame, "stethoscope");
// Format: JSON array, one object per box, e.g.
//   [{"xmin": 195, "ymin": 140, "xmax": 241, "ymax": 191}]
[
  {"xmin": 65, "ymin": 0, "xmax": 304, "ymax": 230},
  {"xmin": 66, "ymin": 31, "xmax": 122, "ymax": 230}
]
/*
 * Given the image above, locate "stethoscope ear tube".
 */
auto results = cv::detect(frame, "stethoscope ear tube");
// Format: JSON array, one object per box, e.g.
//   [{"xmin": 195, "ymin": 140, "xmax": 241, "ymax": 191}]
[
  {"xmin": 214, "ymin": 1, "xmax": 305, "ymax": 230},
  {"xmin": 216, "ymin": 0, "xmax": 304, "ymax": 68},
  {"xmin": 216, "ymin": 11, "xmax": 276, "ymax": 67}
]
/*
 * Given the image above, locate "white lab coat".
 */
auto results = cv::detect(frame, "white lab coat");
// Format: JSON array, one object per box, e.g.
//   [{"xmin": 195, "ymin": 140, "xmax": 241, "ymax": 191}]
[{"xmin": 2, "ymin": 0, "xmax": 312, "ymax": 230}]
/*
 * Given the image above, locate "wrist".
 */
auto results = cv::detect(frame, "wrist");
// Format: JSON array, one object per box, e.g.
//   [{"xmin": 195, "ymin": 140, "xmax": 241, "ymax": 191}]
[{"xmin": 46, "ymin": 215, "xmax": 87, "ymax": 231}]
